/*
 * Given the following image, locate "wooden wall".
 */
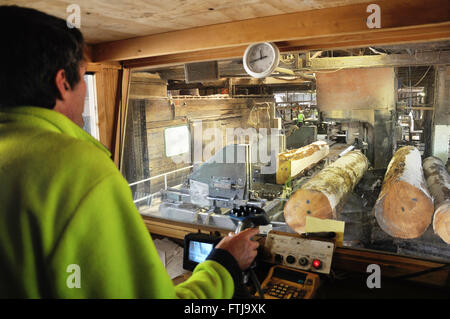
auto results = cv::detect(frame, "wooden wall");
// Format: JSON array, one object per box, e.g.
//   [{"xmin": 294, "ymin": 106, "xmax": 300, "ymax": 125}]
[{"xmin": 86, "ymin": 62, "xmax": 128, "ymax": 167}]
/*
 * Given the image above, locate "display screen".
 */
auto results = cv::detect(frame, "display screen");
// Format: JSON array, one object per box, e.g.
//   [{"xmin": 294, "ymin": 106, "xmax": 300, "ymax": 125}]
[{"xmin": 188, "ymin": 241, "xmax": 214, "ymax": 263}]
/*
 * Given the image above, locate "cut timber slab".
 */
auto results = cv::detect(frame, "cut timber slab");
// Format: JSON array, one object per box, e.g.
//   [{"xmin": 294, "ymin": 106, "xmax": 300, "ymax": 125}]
[
  {"xmin": 374, "ymin": 146, "xmax": 434, "ymax": 239},
  {"xmin": 276, "ymin": 141, "xmax": 329, "ymax": 184},
  {"xmin": 284, "ymin": 150, "xmax": 368, "ymax": 234},
  {"xmin": 423, "ymin": 156, "xmax": 450, "ymax": 244}
]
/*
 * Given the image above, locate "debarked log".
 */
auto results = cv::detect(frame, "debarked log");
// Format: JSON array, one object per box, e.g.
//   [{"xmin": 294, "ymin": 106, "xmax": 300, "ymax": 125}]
[
  {"xmin": 284, "ymin": 150, "xmax": 368, "ymax": 233},
  {"xmin": 423, "ymin": 156, "xmax": 450, "ymax": 244},
  {"xmin": 374, "ymin": 146, "xmax": 434, "ymax": 239},
  {"xmin": 276, "ymin": 141, "xmax": 329, "ymax": 184}
]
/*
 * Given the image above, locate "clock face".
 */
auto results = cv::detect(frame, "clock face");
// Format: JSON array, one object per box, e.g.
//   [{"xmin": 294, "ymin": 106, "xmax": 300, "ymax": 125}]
[{"xmin": 243, "ymin": 42, "xmax": 280, "ymax": 78}]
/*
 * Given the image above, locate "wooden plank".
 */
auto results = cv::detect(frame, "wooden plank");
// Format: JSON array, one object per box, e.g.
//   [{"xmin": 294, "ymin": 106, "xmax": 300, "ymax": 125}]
[
  {"xmin": 308, "ymin": 50, "xmax": 450, "ymax": 70},
  {"xmin": 142, "ymin": 215, "xmax": 229, "ymax": 240},
  {"xmin": 95, "ymin": 67, "xmax": 121, "ymax": 152},
  {"xmin": 5, "ymin": 0, "xmax": 382, "ymax": 44},
  {"xmin": 93, "ymin": 0, "xmax": 450, "ymax": 62},
  {"xmin": 333, "ymin": 247, "xmax": 450, "ymax": 287},
  {"xmin": 115, "ymin": 68, "xmax": 131, "ymax": 168},
  {"xmin": 397, "ymin": 106, "xmax": 435, "ymax": 111},
  {"xmin": 279, "ymin": 22, "xmax": 450, "ymax": 52},
  {"xmin": 124, "ymin": 23, "xmax": 450, "ymax": 69}
]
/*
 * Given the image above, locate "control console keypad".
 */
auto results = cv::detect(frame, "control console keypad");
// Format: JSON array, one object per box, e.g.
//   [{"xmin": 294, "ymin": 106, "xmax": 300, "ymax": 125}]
[{"xmin": 263, "ymin": 282, "xmax": 307, "ymax": 299}]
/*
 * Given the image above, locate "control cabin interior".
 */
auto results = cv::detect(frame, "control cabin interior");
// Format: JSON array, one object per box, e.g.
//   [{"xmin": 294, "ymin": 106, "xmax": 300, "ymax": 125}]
[{"xmin": 5, "ymin": 0, "xmax": 450, "ymax": 299}]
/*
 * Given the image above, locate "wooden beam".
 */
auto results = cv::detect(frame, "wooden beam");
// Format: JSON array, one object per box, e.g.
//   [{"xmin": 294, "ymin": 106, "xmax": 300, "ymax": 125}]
[
  {"xmin": 123, "ymin": 46, "xmax": 247, "ymax": 69},
  {"xmin": 308, "ymin": 50, "xmax": 450, "ymax": 70},
  {"xmin": 114, "ymin": 68, "xmax": 131, "ymax": 168},
  {"xmin": 397, "ymin": 106, "xmax": 435, "ymax": 111},
  {"xmin": 93, "ymin": 0, "xmax": 450, "ymax": 63},
  {"xmin": 281, "ymin": 22, "xmax": 450, "ymax": 52},
  {"xmin": 123, "ymin": 24, "xmax": 450, "ymax": 69}
]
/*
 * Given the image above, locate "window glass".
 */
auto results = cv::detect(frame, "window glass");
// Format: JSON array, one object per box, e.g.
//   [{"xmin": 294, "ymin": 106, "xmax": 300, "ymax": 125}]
[{"xmin": 82, "ymin": 74, "xmax": 100, "ymax": 140}]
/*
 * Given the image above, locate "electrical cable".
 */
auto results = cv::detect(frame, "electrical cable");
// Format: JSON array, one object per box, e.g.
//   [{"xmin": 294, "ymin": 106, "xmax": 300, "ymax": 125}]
[
  {"xmin": 412, "ymin": 65, "xmax": 432, "ymax": 87},
  {"xmin": 249, "ymin": 268, "xmax": 265, "ymax": 299}
]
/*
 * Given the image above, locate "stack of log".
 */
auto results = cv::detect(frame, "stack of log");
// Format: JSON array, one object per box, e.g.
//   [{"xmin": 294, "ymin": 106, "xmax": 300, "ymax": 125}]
[
  {"xmin": 423, "ymin": 156, "xmax": 450, "ymax": 244},
  {"xmin": 284, "ymin": 150, "xmax": 369, "ymax": 234},
  {"xmin": 374, "ymin": 146, "xmax": 434, "ymax": 239}
]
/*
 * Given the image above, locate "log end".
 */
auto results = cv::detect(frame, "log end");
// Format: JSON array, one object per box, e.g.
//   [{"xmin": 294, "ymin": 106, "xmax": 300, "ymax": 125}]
[
  {"xmin": 276, "ymin": 160, "xmax": 291, "ymax": 185},
  {"xmin": 375, "ymin": 180, "xmax": 434, "ymax": 239},
  {"xmin": 284, "ymin": 189, "xmax": 333, "ymax": 234},
  {"xmin": 433, "ymin": 202, "xmax": 450, "ymax": 244}
]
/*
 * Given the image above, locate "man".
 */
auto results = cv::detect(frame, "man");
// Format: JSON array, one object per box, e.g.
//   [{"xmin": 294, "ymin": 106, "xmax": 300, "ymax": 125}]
[
  {"xmin": 297, "ymin": 110, "xmax": 305, "ymax": 127},
  {"xmin": 0, "ymin": 5, "xmax": 259, "ymax": 298}
]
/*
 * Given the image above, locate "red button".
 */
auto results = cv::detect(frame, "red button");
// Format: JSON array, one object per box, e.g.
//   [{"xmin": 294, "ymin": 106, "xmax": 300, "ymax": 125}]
[{"xmin": 312, "ymin": 259, "xmax": 322, "ymax": 269}]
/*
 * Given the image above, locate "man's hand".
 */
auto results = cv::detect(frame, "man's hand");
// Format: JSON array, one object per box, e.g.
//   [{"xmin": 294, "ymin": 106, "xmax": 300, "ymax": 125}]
[{"xmin": 215, "ymin": 228, "xmax": 260, "ymax": 270}]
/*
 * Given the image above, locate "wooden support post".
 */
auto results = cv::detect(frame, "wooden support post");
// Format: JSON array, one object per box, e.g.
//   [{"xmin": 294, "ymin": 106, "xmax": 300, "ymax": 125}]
[
  {"xmin": 423, "ymin": 156, "xmax": 450, "ymax": 244},
  {"xmin": 431, "ymin": 66, "xmax": 450, "ymax": 164},
  {"xmin": 374, "ymin": 146, "xmax": 434, "ymax": 239},
  {"xmin": 284, "ymin": 150, "xmax": 368, "ymax": 233}
]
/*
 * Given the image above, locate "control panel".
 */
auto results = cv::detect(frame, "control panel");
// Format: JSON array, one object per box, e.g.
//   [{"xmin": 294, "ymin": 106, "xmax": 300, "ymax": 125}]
[
  {"xmin": 258, "ymin": 265, "xmax": 320, "ymax": 299},
  {"xmin": 262, "ymin": 230, "xmax": 335, "ymax": 275}
]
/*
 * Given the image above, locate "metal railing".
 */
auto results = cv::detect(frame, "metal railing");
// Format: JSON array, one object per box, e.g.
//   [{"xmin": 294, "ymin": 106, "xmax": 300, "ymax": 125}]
[{"xmin": 129, "ymin": 165, "xmax": 193, "ymax": 204}]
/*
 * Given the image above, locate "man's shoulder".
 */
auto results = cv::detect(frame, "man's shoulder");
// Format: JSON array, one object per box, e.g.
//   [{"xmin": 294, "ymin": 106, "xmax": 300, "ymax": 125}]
[
  {"xmin": 41, "ymin": 130, "xmax": 115, "ymax": 171},
  {"xmin": 20, "ymin": 129, "xmax": 121, "ymax": 189}
]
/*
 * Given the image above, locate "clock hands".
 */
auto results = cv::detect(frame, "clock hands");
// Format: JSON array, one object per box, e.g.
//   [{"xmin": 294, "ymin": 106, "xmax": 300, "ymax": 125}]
[{"xmin": 250, "ymin": 55, "xmax": 268, "ymax": 63}]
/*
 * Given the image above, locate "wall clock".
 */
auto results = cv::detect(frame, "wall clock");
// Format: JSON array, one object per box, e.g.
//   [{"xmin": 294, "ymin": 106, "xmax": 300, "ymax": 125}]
[{"xmin": 243, "ymin": 42, "xmax": 280, "ymax": 78}]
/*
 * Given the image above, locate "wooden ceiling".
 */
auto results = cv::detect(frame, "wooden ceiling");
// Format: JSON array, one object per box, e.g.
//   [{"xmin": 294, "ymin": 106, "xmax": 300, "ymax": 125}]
[{"xmin": 4, "ymin": 0, "xmax": 375, "ymax": 44}]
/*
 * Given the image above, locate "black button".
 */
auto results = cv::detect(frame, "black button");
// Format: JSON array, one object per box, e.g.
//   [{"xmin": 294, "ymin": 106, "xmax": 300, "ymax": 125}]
[
  {"xmin": 274, "ymin": 254, "xmax": 283, "ymax": 264},
  {"xmin": 299, "ymin": 257, "xmax": 308, "ymax": 266},
  {"xmin": 286, "ymin": 255, "xmax": 296, "ymax": 264}
]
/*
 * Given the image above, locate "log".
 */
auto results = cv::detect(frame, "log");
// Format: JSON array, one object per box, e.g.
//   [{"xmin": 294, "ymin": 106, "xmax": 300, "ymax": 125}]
[
  {"xmin": 284, "ymin": 150, "xmax": 368, "ymax": 233},
  {"xmin": 276, "ymin": 141, "xmax": 329, "ymax": 184},
  {"xmin": 423, "ymin": 156, "xmax": 450, "ymax": 244},
  {"xmin": 374, "ymin": 146, "xmax": 434, "ymax": 239}
]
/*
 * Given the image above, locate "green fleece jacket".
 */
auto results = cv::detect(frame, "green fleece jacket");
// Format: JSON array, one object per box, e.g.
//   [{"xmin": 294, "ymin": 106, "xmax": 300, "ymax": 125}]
[{"xmin": 0, "ymin": 106, "xmax": 236, "ymax": 299}]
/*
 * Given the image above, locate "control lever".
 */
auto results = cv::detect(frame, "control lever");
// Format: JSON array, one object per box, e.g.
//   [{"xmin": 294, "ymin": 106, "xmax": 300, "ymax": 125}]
[
  {"xmin": 233, "ymin": 213, "xmax": 270, "ymax": 299},
  {"xmin": 236, "ymin": 214, "xmax": 270, "ymax": 234}
]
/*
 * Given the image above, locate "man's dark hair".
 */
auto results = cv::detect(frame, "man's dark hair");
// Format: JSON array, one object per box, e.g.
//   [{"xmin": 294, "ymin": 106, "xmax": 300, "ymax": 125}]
[{"xmin": 0, "ymin": 6, "xmax": 85, "ymax": 109}]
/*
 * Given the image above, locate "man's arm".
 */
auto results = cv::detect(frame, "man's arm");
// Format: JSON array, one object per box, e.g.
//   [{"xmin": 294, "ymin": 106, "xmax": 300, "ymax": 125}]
[{"xmin": 47, "ymin": 173, "xmax": 254, "ymax": 299}]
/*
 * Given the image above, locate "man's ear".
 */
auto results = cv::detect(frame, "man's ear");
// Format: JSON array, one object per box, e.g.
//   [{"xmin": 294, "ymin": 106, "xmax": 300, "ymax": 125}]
[{"xmin": 55, "ymin": 69, "xmax": 70, "ymax": 100}]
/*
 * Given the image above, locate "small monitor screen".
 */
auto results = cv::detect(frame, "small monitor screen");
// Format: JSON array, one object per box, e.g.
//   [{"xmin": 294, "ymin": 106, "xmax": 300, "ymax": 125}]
[{"xmin": 188, "ymin": 241, "xmax": 214, "ymax": 263}]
